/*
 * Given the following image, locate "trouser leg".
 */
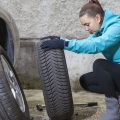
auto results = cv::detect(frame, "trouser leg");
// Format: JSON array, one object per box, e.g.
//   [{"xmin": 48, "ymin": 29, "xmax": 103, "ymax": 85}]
[
  {"xmin": 80, "ymin": 72, "xmax": 104, "ymax": 94},
  {"xmin": 80, "ymin": 59, "xmax": 120, "ymax": 98},
  {"xmin": 80, "ymin": 59, "xmax": 120, "ymax": 120}
]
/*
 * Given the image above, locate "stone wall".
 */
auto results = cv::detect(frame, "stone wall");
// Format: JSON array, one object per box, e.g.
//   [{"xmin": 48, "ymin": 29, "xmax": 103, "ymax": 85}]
[{"xmin": 0, "ymin": 0, "xmax": 119, "ymax": 89}]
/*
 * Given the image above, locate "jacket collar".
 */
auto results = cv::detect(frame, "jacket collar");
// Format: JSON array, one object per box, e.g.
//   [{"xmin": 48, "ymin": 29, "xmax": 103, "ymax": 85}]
[
  {"xmin": 96, "ymin": 9, "xmax": 113, "ymax": 35},
  {"xmin": 101, "ymin": 9, "xmax": 112, "ymax": 29}
]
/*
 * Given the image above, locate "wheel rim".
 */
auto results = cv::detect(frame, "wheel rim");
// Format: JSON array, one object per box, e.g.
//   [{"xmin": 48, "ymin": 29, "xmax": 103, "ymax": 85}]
[{"xmin": 1, "ymin": 55, "xmax": 25, "ymax": 113}]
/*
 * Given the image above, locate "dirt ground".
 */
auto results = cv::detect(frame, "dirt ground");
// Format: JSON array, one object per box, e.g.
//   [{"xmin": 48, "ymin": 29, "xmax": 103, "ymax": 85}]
[{"xmin": 24, "ymin": 90, "xmax": 105, "ymax": 120}]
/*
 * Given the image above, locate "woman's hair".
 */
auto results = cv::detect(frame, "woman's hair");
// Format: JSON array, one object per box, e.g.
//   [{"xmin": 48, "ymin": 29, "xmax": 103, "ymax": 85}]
[{"xmin": 79, "ymin": 0, "xmax": 104, "ymax": 18}]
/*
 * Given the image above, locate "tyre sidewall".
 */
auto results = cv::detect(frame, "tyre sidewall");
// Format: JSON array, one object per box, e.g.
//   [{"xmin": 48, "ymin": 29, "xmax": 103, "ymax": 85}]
[{"xmin": 0, "ymin": 50, "xmax": 30, "ymax": 120}]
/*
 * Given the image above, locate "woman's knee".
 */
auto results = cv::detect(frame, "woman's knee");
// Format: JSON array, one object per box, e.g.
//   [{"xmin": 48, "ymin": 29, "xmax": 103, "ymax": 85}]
[
  {"xmin": 93, "ymin": 59, "xmax": 106, "ymax": 71},
  {"xmin": 79, "ymin": 74, "xmax": 89, "ymax": 90}
]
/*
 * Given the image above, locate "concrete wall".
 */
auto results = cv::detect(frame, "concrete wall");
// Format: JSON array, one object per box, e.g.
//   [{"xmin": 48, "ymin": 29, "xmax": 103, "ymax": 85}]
[{"xmin": 0, "ymin": 0, "xmax": 119, "ymax": 88}]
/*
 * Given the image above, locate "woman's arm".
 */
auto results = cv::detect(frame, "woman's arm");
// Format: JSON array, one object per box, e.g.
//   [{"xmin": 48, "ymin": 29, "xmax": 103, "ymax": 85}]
[{"xmin": 64, "ymin": 25, "xmax": 120, "ymax": 54}]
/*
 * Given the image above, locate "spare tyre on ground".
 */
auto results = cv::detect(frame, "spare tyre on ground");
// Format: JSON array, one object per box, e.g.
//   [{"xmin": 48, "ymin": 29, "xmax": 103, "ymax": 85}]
[{"xmin": 36, "ymin": 37, "xmax": 74, "ymax": 120}]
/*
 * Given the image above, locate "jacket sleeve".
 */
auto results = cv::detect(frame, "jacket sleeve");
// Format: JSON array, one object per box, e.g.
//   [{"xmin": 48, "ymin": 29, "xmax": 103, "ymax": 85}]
[{"xmin": 63, "ymin": 25, "xmax": 120, "ymax": 54}]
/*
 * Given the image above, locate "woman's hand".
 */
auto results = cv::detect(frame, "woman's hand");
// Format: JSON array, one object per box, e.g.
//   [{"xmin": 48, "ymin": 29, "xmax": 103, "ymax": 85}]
[{"xmin": 40, "ymin": 36, "xmax": 65, "ymax": 51}]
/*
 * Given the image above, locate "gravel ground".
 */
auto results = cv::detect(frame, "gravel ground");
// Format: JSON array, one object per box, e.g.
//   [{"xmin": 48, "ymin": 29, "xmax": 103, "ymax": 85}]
[{"xmin": 24, "ymin": 90, "xmax": 105, "ymax": 120}]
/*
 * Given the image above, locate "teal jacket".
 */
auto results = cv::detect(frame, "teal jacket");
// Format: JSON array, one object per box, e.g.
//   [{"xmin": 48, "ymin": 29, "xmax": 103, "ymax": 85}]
[{"xmin": 64, "ymin": 9, "xmax": 120, "ymax": 64}]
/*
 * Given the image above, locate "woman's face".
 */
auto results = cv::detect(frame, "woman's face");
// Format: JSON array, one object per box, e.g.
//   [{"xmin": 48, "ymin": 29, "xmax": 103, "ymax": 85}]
[{"xmin": 80, "ymin": 14, "xmax": 101, "ymax": 34}]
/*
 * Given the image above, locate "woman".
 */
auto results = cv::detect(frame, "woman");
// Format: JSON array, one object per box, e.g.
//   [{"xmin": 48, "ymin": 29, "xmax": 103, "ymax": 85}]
[{"xmin": 41, "ymin": 0, "xmax": 120, "ymax": 119}]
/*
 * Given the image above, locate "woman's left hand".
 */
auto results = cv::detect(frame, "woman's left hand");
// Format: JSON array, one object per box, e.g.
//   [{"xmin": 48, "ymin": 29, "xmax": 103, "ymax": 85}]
[{"xmin": 40, "ymin": 36, "xmax": 64, "ymax": 51}]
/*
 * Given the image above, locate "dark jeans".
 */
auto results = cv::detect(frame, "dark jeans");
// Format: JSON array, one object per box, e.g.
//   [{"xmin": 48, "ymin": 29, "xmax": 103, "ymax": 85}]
[{"xmin": 80, "ymin": 59, "xmax": 120, "ymax": 98}]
